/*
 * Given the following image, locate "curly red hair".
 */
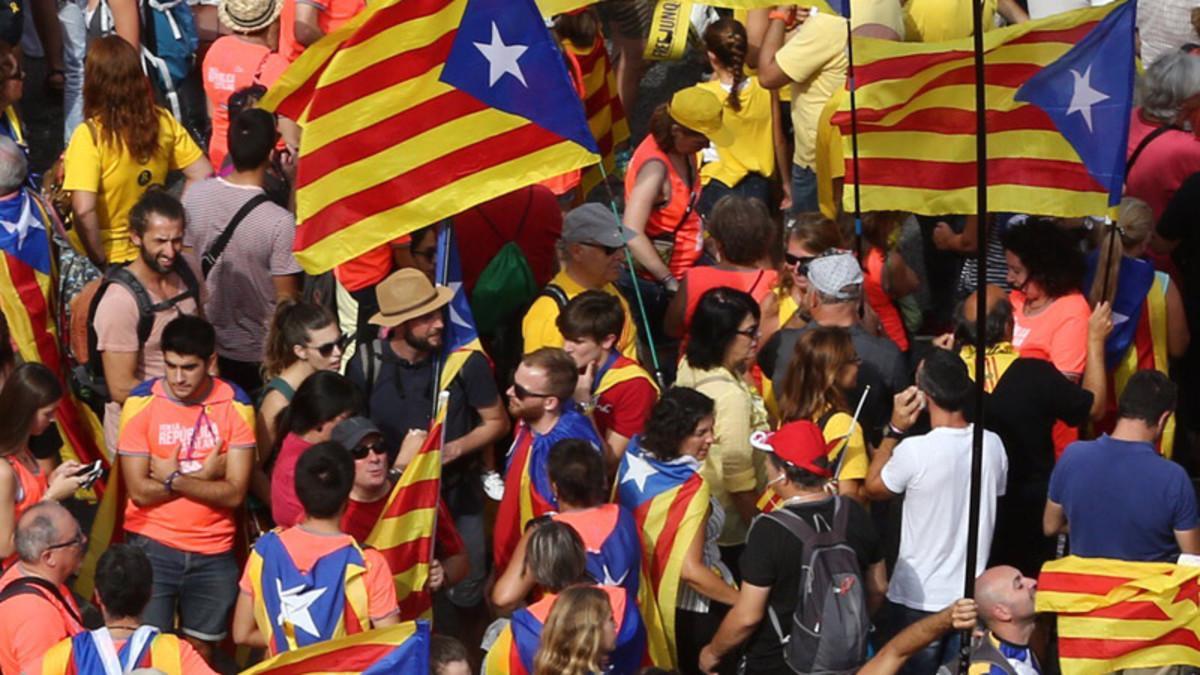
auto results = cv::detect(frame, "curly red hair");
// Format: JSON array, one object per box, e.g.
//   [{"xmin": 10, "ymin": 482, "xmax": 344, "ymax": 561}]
[{"xmin": 83, "ymin": 36, "xmax": 160, "ymax": 163}]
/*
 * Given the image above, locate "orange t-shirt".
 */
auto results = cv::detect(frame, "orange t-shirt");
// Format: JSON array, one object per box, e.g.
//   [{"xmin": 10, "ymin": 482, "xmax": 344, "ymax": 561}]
[
  {"xmin": 0, "ymin": 564, "xmax": 85, "ymax": 674},
  {"xmin": 202, "ymin": 36, "xmax": 289, "ymax": 169},
  {"xmin": 1010, "ymin": 291, "xmax": 1090, "ymax": 376},
  {"xmin": 238, "ymin": 526, "xmax": 399, "ymax": 623},
  {"xmin": 279, "ymin": 0, "xmax": 365, "ymax": 62},
  {"xmin": 334, "ymin": 235, "xmax": 410, "ymax": 293},
  {"xmin": 118, "ymin": 378, "xmax": 256, "ymax": 555}
]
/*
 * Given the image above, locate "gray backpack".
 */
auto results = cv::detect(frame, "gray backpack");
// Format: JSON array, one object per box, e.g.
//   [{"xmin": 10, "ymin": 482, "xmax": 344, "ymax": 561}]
[{"xmin": 763, "ymin": 497, "xmax": 869, "ymax": 675}]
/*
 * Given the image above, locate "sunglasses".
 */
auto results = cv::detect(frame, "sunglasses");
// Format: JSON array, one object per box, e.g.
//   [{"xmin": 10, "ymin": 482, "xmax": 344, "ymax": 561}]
[
  {"xmin": 309, "ymin": 334, "xmax": 349, "ymax": 358},
  {"xmin": 46, "ymin": 530, "xmax": 86, "ymax": 552},
  {"xmin": 513, "ymin": 381, "xmax": 553, "ymax": 400},
  {"xmin": 582, "ymin": 242, "xmax": 624, "ymax": 256},
  {"xmin": 785, "ymin": 252, "xmax": 816, "ymax": 274},
  {"xmin": 351, "ymin": 442, "xmax": 387, "ymax": 460}
]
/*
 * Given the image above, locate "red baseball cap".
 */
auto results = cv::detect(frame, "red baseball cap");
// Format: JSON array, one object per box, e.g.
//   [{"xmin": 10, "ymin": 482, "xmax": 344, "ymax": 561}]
[{"xmin": 750, "ymin": 420, "xmax": 833, "ymax": 477}]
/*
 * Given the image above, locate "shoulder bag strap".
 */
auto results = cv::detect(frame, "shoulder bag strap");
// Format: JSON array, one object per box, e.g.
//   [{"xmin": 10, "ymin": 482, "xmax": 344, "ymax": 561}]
[
  {"xmin": 1126, "ymin": 124, "xmax": 1180, "ymax": 175},
  {"xmin": 0, "ymin": 576, "xmax": 84, "ymax": 627},
  {"xmin": 202, "ymin": 193, "xmax": 271, "ymax": 278}
]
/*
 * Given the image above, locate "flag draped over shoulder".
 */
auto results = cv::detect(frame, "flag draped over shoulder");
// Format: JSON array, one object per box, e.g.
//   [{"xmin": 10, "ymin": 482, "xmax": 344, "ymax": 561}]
[
  {"xmin": 833, "ymin": 0, "xmax": 1135, "ymax": 217},
  {"xmin": 260, "ymin": 0, "xmax": 599, "ymax": 273},
  {"xmin": 239, "ymin": 621, "xmax": 430, "ymax": 675},
  {"xmin": 1037, "ymin": 556, "xmax": 1200, "ymax": 675},
  {"xmin": 614, "ymin": 439, "xmax": 712, "ymax": 668}
]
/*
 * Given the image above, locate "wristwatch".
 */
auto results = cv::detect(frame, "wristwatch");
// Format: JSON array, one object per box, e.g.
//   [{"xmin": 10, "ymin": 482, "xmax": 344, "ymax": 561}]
[
  {"xmin": 884, "ymin": 423, "xmax": 906, "ymax": 442},
  {"xmin": 164, "ymin": 470, "xmax": 182, "ymax": 493},
  {"xmin": 388, "ymin": 467, "xmax": 404, "ymax": 482}
]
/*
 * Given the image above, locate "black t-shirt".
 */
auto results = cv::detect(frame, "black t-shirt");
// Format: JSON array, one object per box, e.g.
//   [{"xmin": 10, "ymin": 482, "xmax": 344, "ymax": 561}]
[
  {"xmin": 738, "ymin": 497, "xmax": 883, "ymax": 673},
  {"xmin": 346, "ymin": 344, "xmax": 500, "ymax": 515},
  {"xmin": 1159, "ymin": 171, "xmax": 1200, "ymax": 332},
  {"xmin": 967, "ymin": 357, "xmax": 1091, "ymax": 488}
]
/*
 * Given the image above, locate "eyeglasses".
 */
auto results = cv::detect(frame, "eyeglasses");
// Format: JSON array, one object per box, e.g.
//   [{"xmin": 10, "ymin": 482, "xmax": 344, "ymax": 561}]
[
  {"xmin": 785, "ymin": 252, "xmax": 816, "ymax": 274},
  {"xmin": 309, "ymin": 334, "xmax": 348, "ymax": 358},
  {"xmin": 513, "ymin": 381, "xmax": 553, "ymax": 400},
  {"xmin": 736, "ymin": 325, "xmax": 760, "ymax": 339},
  {"xmin": 582, "ymin": 242, "xmax": 624, "ymax": 257},
  {"xmin": 350, "ymin": 442, "xmax": 387, "ymax": 460},
  {"xmin": 46, "ymin": 530, "xmax": 86, "ymax": 552}
]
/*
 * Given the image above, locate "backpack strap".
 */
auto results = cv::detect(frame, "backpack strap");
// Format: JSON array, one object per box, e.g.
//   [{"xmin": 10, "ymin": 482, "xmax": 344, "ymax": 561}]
[
  {"xmin": 0, "ymin": 576, "xmax": 84, "ymax": 627},
  {"xmin": 106, "ymin": 263, "xmax": 199, "ymax": 345},
  {"xmin": 355, "ymin": 339, "xmax": 384, "ymax": 415},
  {"xmin": 539, "ymin": 283, "xmax": 569, "ymax": 310},
  {"xmin": 970, "ymin": 631, "xmax": 1024, "ymax": 675},
  {"xmin": 202, "ymin": 193, "xmax": 270, "ymax": 279}
]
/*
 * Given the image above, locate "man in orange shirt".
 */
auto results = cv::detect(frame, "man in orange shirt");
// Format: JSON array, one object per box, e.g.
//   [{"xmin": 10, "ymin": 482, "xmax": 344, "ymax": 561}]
[
  {"xmin": 0, "ymin": 502, "xmax": 87, "ymax": 674},
  {"xmin": 232, "ymin": 441, "xmax": 399, "ymax": 655},
  {"xmin": 118, "ymin": 315, "xmax": 256, "ymax": 665}
]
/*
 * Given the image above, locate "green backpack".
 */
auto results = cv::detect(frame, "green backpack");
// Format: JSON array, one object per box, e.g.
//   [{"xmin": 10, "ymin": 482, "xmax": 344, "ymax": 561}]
[{"xmin": 467, "ymin": 200, "xmax": 538, "ymax": 338}]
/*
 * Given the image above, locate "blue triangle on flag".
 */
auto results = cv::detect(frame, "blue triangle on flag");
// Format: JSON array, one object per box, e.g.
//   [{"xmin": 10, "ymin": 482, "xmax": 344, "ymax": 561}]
[
  {"xmin": 1014, "ymin": 1, "xmax": 1136, "ymax": 207},
  {"xmin": 440, "ymin": 0, "xmax": 599, "ymax": 154},
  {"xmin": 434, "ymin": 222, "xmax": 479, "ymax": 355}
]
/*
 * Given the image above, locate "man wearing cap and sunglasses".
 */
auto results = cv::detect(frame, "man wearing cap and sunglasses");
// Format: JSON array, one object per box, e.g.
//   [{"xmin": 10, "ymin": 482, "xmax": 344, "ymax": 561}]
[
  {"xmin": 699, "ymin": 420, "xmax": 886, "ymax": 675},
  {"xmin": 522, "ymin": 203, "xmax": 641, "ymax": 362},
  {"xmin": 345, "ymin": 268, "xmax": 508, "ymax": 621}
]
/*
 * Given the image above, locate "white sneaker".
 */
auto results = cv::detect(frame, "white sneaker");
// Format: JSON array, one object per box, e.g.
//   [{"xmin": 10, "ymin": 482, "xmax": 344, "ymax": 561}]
[{"xmin": 481, "ymin": 470, "xmax": 506, "ymax": 501}]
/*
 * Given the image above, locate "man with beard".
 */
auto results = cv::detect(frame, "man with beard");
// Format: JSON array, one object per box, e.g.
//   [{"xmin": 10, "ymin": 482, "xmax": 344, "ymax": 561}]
[
  {"xmin": 93, "ymin": 189, "xmax": 203, "ymax": 454},
  {"xmin": 345, "ymin": 267, "xmax": 509, "ymax": 626}
]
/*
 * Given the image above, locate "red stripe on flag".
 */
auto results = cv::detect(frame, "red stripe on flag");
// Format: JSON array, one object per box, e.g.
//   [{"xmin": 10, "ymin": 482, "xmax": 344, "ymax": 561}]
[
  {"xmin": 299, "ymin": 90, "xmax": 487, "ymax": 188},
  {"xmin": 643, "ymin": 478, "xmax": 701, "ymax": 589},
  {"xmin": 380, "ymin": 476, "xmax": 441, "ymax": 519},
  {"xmin": 296, "ymin": 123, "xmax": 567, "ymax": 251},
  {"xmin": 847, "ymin": 63, "xmax": 1043, "ymax": 125},
  {"xmin": 4, "ymin": 252, "xmax": 56, "ymax": 367},
  {"xmin": 376, "ymin": 536, "xmax": 432, "ymax": 573},
  {"xmin": 1007, "ymin": 21, "xmax": 1099, "ymax": 46},
  {"xmin": 397, "ymin": 588, "xmax": 432, "ymax": 620},
  {"xmin": 845, "ymin": 157, "xmax": 1105, "ymax": 192},
  {"xmin": 835, "ymin": 105, "xmax": 1056, "ymax": 135},
  {"xmin": 1082, "ymin": 600, "xmax": 1170, "ymax": 621},
  {"xmin": 256, "ymin": 642, "xmax": 407, "ymax": 675},
  {"xmin": 1037, "ymin": 571, "xmax": 1136, "ymax": 596},
  {"xmin": 306, "ymin": 31, "xmax": 458, "ymax": 122},
  {"xmin": 1059, "ymin": 627, "xmax": 1200, "ymax": 659},
  {"xmin": 340, "ymin": 0, "xmax": 455, "ymax": 50}
]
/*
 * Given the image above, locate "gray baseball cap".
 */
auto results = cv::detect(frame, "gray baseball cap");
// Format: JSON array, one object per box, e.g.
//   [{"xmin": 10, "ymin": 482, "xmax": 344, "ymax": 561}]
[
  {"xmin": 561, "ymin": 203, "xmax": 636, "ymax": 249},
  {"xmin": 808, "ymin": 251, "xmax": 863, "ymax": 301},
  {"xmin": 331, "ymin": 416, "xmax": 382, "ymax": 452}
]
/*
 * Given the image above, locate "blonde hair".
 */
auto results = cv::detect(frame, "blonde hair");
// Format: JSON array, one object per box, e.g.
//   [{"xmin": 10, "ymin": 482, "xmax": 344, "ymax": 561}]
[
  {"xmin": 532, "ymin": 586, "xmax": 612, "ymax": 675},
  {"xmin": 1088, "ymin": 197, "xmax": 1154, "ymax": 306}
]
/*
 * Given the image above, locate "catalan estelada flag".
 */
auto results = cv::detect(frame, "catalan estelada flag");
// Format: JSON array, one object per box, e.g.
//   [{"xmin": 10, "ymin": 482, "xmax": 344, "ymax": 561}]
[
  {"xmin": 833, "ymin": 0, "xmax": 1135, "ymax": 217},
  {"xmin": 239, "ymin": 621, "xmax": 430, "ymax": 675},
  {"xmin": 614, "ymin": 438, "xmax": 714, "ymax": 668},
  {"xmin": 562, "ymin": 35, "xmax": 628, "ymax": 196},
  {"xmin": 1037, "ymin": 556, "xmax": 1200, "ymax": 675},
  {"xmin": 261, "ymin": 0, "xmax": 599, "ymax": 273}
]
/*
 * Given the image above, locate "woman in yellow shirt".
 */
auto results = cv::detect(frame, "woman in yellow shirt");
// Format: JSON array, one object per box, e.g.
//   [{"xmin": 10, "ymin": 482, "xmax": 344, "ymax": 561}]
[
  {"xmin": 63, "ymin": 36, "xmax": 211, "ymax": 267},
  {"xmin": 776, "ymin": 325, "xmax": 868, "ymax": 501},
  {"xmin": 697, "ymin": 18, "xmax": 790, "ymax": 216}
]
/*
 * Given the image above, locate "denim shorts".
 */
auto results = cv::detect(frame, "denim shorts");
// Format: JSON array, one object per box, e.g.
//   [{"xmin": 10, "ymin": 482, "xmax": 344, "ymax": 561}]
[{"xmin": 125, "ymin": 532, "xmax": 240, "ymax": 642}]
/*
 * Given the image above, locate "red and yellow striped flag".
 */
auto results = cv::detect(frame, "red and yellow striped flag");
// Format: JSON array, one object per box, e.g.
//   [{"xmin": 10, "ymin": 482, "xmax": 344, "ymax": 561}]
[
  {"xmin": 261, "ymin": 0, "xmax": 599, "ymax": 273},
  {"xmin": 239, "ymin": 621, "xmax": 430, "ymax": 674},
  {"xmin": 832, "ymin": 1, "xmax": 1134, "ymax": 217},
  {"xmin": 1037, "ymin": 556, "xmax": 1200, "ymax": 675},
  {"xmin": 564, "ymin": 35, "xmax": 629, "ymax": 197}
]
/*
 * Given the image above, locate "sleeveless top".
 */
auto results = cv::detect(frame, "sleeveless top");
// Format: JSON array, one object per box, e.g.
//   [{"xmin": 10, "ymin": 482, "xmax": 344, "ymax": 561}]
[
  {"xmin": 261, "ymin": 376, "xmax": 296, "ymax": 403},
  {"xmin": 683, "ymin": 266, "xmax": 777, "ymax": 329},
  {"xmin": 7, "ymin": 454, "xmax": 46, "ymax": 515},
  {"xmin": 864, "ymin": 248, "xmax": 909, "ymax": 352},
  {"xmin": 625, "ymin": 135, "xmax": 703, "ymax": 280}
]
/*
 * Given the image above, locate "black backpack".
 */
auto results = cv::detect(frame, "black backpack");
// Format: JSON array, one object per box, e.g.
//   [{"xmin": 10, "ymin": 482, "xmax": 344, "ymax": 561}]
[
  {"xmin": 73, "ymin": 262, "xmax": 200, "ymax": 405},
  {"xmin": 762, "ymin": 497, "xmax": 870, "ymax": 675}
]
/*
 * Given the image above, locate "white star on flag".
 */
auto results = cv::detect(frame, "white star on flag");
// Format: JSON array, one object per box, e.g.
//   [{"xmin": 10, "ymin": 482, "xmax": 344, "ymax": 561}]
[
  {"xmin": 1066, "ymin": 65, "xmax": 1109, "ymax": 133},
  {"xmin": 276, "ymin": 580, "xmax": 327, "ymax": 638},
  {"xmin": 446, "ymin": 280, "xmax": 472, "ymax": 333},
  {"xmin": 474, "ymin": 22, "xmax": 528, "ymax": 88},
  {"xmin": 621, "ymin": 450, "xmax": 658, "ymax": 492}
]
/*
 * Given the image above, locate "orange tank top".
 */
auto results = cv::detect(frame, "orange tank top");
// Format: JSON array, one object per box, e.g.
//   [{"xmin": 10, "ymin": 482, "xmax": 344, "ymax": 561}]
[
  {"xmin": 7, "ymin": 455, "xmax": 46, "ymax": 517},
  {"xmin": 625, "ymin": 135, "xmax": 703, "ymax": 280},
  {"xmin": 683, "ymin": 266, "xmax": 778, "ymax": 329},
  {"xmin": 864, "ymin": 248, "xmax": 909, "ymax": 352}
]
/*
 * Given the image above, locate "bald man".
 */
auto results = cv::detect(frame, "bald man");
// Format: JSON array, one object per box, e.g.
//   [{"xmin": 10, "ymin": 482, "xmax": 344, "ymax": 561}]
[
  {"xmin": 969, "ymin": 566, "xmax": 1040, "ymax": 675},
  {"xmin": 938, "ymin": 285, "xmax": 1108, "ymax": 577}
]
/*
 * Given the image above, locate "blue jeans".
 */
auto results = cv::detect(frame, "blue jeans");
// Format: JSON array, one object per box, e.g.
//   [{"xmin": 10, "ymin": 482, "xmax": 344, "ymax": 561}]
[
  {"xmin": 790, "ymin": 164, "xmax": 819, "ymax": 215},
  {"xmin": 698, "ymin": 173, "xmax": 774, "ymax": 218},
  {"xmin": 876, "ymin": 600, "xmax": 960, "ymax": 675},
  {"xmin": 126, "ymin": 532, "xmax": 240, "ymax": 642},
  {"xmin": 58, "ymin": 0, "xmax": 86, "ymax": 144}
]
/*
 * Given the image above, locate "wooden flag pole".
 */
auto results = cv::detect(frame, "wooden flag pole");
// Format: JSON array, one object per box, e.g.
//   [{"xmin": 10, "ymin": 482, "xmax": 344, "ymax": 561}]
[{"xmin": 960, "ymin": 0, "xmax": 989, "ymax": 670}]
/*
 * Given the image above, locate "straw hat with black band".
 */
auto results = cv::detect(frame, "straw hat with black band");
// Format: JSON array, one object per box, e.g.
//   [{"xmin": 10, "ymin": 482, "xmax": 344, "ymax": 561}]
[
  {"xmin": 369, "ymin": 268, "xmax": 455, "ymax": 328},
  {"xmin": 218, "ymin": 0, "xmax": 282, "ymax": 34}
]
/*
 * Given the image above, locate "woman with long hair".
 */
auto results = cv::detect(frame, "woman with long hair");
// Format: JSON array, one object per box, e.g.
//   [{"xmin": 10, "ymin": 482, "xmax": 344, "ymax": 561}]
[
  {"xmin": 257, "ymin": 300, "xmax": 343, "ymax": 453},
  {"xmin": 675, "ymin": 288, "xmax": 768, "ymax": 570},
  {"xmin": 696, "ymin": 18, "xmax": 788, "ymax": 215},
  {"xmin": 0, "ymin": 364, "xmax": 89, "ymax": 559},
  {"xmin": 533, "ymin": 586, "xmax": 618, "ymax": 675},
  {"xmin": 616, "ymin": 387, "xmax": 738, "ymax": 674},
  {"xmin": 778, "ymin": 327, "xmax": 868, "ymax": 501},
  {"xmin": 267, "ymin": 371, "xmax": 363, "ymax": 527},
  {"xmin": 63, "ymin": 36, "xmax": 211, "ymax": 267}
]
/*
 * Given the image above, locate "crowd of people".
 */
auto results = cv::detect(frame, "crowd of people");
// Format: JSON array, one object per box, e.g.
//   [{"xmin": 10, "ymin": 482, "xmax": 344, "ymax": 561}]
[{"xmin": 0, "ymin": 0, "xmax": 1193, "ymax": 673}]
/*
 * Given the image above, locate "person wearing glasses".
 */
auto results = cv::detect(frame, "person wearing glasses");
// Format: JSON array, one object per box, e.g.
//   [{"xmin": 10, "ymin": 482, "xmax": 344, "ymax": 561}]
[
  {"xmin": 333, "ymin": 416, "xmax": 469, "ymax": 595},
  {"xmin": 522, "ymin": 203, "xmax": 640, "ymax": 361},
  {"xmin": 675, "ymin": 287, "xmax": 768, "ymax": 576},
  {"xmin": 0, "ymin": 503, "xmax": 88, "ymax": 672},
  {"xmin": 181, "ymin": 108, "xmax": 303, "ymax": 400},
  {"xmin": 771, "ymin": 213, "xmax": 842, "ymax": 333},
  {"xmin": 117, "ymin": 315, "xmax": 256, "ymax": 668}
]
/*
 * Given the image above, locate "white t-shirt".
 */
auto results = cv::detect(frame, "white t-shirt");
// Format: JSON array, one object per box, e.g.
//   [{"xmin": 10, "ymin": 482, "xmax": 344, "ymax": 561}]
[
  {"xmin": 881, "ymin": 425, "xmax": 1008, "ymax": 611},
  {"xmin": 1027, "ymin": 0, "xmax": 1114, "ymax": 20}
]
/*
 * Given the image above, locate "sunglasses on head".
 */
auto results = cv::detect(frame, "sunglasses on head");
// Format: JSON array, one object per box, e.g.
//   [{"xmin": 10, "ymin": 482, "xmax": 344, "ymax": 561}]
[
  {"xmin": 513, "ymin": 381, "xmax": 553, "ymax": 400},
  {"xmin": 310, "ymin": 334, "xmax": 349, "ymax": 358},
  {"xmin": 785, "ymin": 252, "xmax": 816, "ymax": 274},
  {"xmin": 350, "ymin": 441, "xmax": 387, "ymax": 460}
]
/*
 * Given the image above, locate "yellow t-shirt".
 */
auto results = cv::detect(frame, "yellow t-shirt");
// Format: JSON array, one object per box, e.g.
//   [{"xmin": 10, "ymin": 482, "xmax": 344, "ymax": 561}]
[
  {"xmin": 815, "ymin": 88, "xmax": 848, "ymax": 220},
  {"xmin": 62, "ymin": 110, "xmax": 205, "ymax": 263},
  {"xmin": 521, "ymin": 270, "xmax": 640, "ymax": 360},
  {"xmin": 775, "ymin": 12, "xmax": 848, "ymax": 171},
  {"xmin": 698, "ymin": 77, "xmax": 776, "ymax": 189},
  {"xmin": 822, "ymin": 410, "xmax": 867, "ymax": 482},
  {"xmin": 903, "ymin": 0, "xmax": 997, "ymax": 42}
]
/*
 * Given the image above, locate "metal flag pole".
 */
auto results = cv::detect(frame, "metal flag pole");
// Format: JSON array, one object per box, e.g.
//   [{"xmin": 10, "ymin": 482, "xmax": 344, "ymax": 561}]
[
  {"xmin": 960, "ymin": 0, "xmax": 990, "ymax": 670},
  {"xmin": 831, "ymin": 385, "xmax": 871, "ymax": 482},
  {"xmin": 431, "ymin": 220, "xmax": 450, "ymax": 422},
  {"xmin": 845, "ymin": 0, "xmax": 865, "ymax": 263}
]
